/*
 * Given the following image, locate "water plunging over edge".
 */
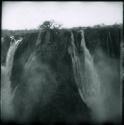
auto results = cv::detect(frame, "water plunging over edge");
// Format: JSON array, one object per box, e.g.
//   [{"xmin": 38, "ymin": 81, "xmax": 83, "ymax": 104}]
[
  {"xmin": 68, "ymin": 30, "xmax": 106, "ymax": 122},
  {"xmin": 1, "ymin": 37, "xmax": 23, "ymax": 121}
]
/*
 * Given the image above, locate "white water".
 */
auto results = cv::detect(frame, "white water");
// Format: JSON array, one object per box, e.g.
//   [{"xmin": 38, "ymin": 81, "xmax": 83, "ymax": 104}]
[
  {"xmin": 6, "ymin": 38, "xmax": 22, "ymax": 78},
  {"xmin": 1, "ymin": 37, "xmax": 22, "ymax": 121},
  {"xmin": 68, "ymin": 31, "xmax": 106, "ymax": 122},
  {"xmin": 36, "ymin": 29, "xmax": 42, "ymax": 46}
]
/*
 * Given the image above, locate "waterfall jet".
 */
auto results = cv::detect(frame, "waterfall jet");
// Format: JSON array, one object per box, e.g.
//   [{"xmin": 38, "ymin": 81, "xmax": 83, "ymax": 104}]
[
  {"xmin": 6, "ymin": 36, "xmax": 23, "ymax": 78},
  {"xmin": 1, "ymin": 36, "xmax": 23, "ymax": 121},
  {"xmin": 68, "ymin": 30, "xmax": 105, "ymax": 122}
]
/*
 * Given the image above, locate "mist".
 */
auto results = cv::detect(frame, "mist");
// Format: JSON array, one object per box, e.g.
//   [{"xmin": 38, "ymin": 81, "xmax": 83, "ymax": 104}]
[
  {"xmin": 93, "ymin": 48, "xmax": 121, "ymax": 122},
  {"xmin": 1, "ymin": 25, "xmax": 122, "ymax": 124}
]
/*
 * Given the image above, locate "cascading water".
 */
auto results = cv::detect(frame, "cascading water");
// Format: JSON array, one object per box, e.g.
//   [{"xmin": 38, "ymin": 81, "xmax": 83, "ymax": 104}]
[
  {"xmin": 6, "ymin": 37, "xmax": 23, "ymax": 78},
  {"xmin": 106, "ymin": 32, "xmax": 113, "ymax": 57},
  {"xmin": 68, "ymin": 30, "xmax": 106, "ymax": 122},
  {"xmin": 1, "ymin": 37, "xmax": 23, "ymax": 121},
  {"xmin": 36, "ymin": 29, "xmax": 42, "ymax": 46}
]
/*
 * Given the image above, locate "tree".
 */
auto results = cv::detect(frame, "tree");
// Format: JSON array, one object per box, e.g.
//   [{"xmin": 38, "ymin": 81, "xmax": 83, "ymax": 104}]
[{"xmin": 39, "ymin": 20, "xmax": 62, "ymax": 30}]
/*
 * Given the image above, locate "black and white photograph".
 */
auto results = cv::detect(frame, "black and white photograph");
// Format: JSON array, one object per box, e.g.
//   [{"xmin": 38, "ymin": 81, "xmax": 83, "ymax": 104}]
[{"xmin": 1, "ymin": 1, "xmax": 123, "ymax": 124}]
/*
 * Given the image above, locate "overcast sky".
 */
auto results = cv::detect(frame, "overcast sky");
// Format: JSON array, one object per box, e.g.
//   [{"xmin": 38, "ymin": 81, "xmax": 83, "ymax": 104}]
[{"xmin": 2, "ymin": 2, "xmax": 123, "ymax": 30}]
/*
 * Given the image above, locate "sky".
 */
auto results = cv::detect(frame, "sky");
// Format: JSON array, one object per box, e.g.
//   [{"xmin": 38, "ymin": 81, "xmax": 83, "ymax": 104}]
[{"xmin": 2, "ymin": 2, "xmax": 123, "ymax": 30}]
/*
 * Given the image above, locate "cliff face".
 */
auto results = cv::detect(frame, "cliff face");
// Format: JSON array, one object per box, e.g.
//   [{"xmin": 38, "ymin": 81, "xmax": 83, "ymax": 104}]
[
  {"xmin": 1, "ymin": 25, "xmax": 122, "ymax": 123},
  {"xmin": 1, "ymin": 25, "xmax": 121, "ymax": 65},
  {"xmin": 84, "ymin": 26, "xmax": 121, "ymax": 58}
]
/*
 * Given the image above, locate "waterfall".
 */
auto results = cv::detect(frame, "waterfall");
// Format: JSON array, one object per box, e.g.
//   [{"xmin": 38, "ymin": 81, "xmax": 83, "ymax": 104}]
[
  {"xmin": 6, "ymin": 38, "xmax": 22, "ymax": 78},
  {"xmin": 106, "ymin": 34, "xmax": 110, "ymax": 56},
  {"xmin": 36, "ymin": 29, "xmax": 42, "ymax": 46},
  {"xmin": 68, "ymin": 30, "xmax": 105, "ymax": 122},
  {"xmin": 1, "ymin": 37, "xmax": 23, "ymax": 121},
  {"xmin": 106, "ymin": 32, "xmax": 113, "ymax": 57}
]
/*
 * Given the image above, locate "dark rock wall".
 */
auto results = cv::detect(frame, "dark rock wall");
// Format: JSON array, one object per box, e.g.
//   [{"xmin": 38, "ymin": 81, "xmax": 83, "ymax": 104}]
[{"xmin": 84, "ymin": 26, "xmax": 121, "ymax": 58}]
